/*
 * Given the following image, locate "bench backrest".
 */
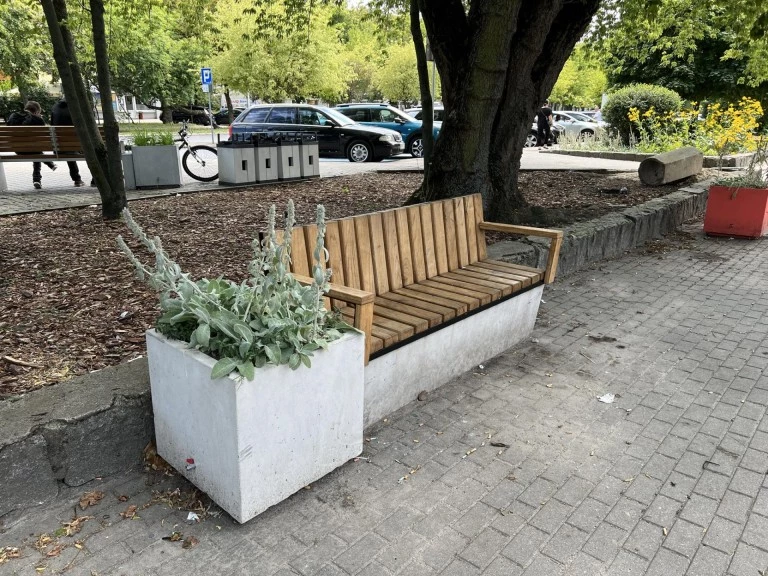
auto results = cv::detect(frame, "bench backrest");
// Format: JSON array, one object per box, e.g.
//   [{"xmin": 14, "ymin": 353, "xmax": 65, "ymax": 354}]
[
  {"xmin": 289, "ymin": 194, "xmax": 487, "ymax": 296},
  {"xmin": 0, "ymin": 126, "xmax": 106, "ymax": 155}
]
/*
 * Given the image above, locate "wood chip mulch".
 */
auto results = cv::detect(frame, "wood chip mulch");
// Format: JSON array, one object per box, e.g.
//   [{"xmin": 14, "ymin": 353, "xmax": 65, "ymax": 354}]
[{"xmin": 0, "ymin": 169, "xmax": 712, "ymax": 397}]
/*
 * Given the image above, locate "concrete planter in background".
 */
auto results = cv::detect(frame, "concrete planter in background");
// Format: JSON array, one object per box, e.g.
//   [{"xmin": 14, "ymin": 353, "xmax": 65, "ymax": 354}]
[
  {"xmin": 132, "ymin": 145, "xmax": 182, "ymax": 188},
  {"xmin": 145, "ymin": 329, "xmax": 365, "ymax": 523}
]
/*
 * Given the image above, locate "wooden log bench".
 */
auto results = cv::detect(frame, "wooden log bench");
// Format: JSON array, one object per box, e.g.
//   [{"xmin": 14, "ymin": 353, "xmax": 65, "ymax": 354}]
[
  {"xmin": 288, "ymin": 193, "xmax": 563, "ymax": 426},
  {"xmin": 0, "ymin": 126, "xmax": 104, "ymax": 191}
]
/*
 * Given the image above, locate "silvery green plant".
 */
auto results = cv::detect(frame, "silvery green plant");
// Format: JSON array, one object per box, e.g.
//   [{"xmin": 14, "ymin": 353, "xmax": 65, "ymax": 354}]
[{"xmin": 117, "ymin": 201, "xmax": 349, "ymax": 380}]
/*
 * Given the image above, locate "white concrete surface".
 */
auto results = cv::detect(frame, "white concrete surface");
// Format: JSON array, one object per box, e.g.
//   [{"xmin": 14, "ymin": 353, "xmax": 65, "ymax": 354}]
[
  {"xmin": 277, "ymin": 142, "xmax": 301, "ymax": 180},
  {"xmin": 299, "ymin": 141, "xmax": 320, "ymax": 178},
  {"xmin": 363, "ymin": 285, "xmax": 543, "ymax": 427},
  {"xmin": 218, "ymin": 146, "xmax": 257, "ymax": 185},
  {"xmin": 132, "ymin": 145, "xmax": 182, "ymax": 188},
  {"xmin": 146, "ymin": 330, "xmax": 365, "ymax": 523}
]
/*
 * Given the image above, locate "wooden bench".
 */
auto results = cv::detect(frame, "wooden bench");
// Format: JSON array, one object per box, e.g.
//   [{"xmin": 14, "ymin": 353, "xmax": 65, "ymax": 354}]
[
  {"xmin": 0, "ymin": 126, "xmax": 103, "ymax": 191},
  {"xmin": 288, "ymin": 193, "xmax": 563, "ymax": 425}
]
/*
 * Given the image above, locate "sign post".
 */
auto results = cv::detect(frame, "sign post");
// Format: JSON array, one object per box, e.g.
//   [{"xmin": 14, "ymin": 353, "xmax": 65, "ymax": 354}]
[{"xmin": 200, "ymin": 67, "xmax": 214, "ymax": 144}]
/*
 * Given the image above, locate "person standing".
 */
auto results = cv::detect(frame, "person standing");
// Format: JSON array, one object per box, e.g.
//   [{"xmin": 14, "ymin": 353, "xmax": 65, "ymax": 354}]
[
  {"xmin": 536, "ymin": 101, "xmax": 553, "ymax": 148},
  {"xmin": 21, "ymin": 101, "xmax": 57, "ymax": 190},
  {"xmin": 51, "ymin": 98, "xmax": 85, "ymax": 187},
  {"xmin": 594, "ymin": 106, "xmax": 603, "ymax": 122}
]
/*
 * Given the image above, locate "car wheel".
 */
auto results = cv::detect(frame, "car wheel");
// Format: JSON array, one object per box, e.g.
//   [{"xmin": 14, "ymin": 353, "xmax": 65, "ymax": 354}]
[
  {"xmin": 525, "ymin": 132, "xmax": 538, "ymax": 148},
  {"xmin": 347, "ymin": 141, "xmax": 372, "ymax": 163},
  {"xmin": 409, "ymin": 136, "xmax": 423, "ymax": 158},
  {"xmin": 579, "ymin": 129, "xmax": 594, "ymax": 141}
]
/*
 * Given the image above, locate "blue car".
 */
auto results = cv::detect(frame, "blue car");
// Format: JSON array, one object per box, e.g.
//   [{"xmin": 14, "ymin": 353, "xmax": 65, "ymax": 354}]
[{"xmin": 335, "ymin": 103, "xmax": 440, "ymax": 158}]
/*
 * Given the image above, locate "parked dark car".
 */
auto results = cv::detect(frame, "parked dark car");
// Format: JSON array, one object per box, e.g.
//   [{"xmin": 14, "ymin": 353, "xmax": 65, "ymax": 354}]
[
  {"xmin": 213, "ymin": 108, "xmax": 244, "ymax": 125},
  {"xmin": 335, "ymin": 103, "xmax": 440, "ymax": 158},
  {"xmin": 405, "ymin": 106, "xmax": 446, "ymax": 122},
  {"xmin": 171, "ymin": 105, "xmax": 218, "ymax": 126},
  {"xmin": 229, "ymin": 104, "xmax": 404, "ymax": 162}
]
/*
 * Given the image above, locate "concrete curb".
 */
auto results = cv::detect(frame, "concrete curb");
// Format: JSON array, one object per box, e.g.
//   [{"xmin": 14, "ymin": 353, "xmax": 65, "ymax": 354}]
[
  {"xmin": 0, "ymin": 179, "xmax": 712, "ymax": 519},
  {"xmin": 488, "ymin": 180, "xmax": 711, "ymax": 275},
  {"xmin": 541, "ymin": 149, "xmax": 755, "ymax": 168}
]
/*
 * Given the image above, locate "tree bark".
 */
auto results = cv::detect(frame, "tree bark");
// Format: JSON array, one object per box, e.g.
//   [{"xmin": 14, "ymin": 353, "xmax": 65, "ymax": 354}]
[
  {"xmin": 413, "ymin": 0, "xmax": 600, "ymax": 221},
  {"xmin": 410, "ymin": 0, "xmax": 433, "ymax": 177},
  {"xmin": 40, "ymin": 0, "xmax": 127, "ymax": 220},
  {"xmin": 90, "ymin": 0, "xmax": 126, "ymax": 217},
  {"xmin": 224, "ymin": 87, "xmax": 234, "ymax": 123}
]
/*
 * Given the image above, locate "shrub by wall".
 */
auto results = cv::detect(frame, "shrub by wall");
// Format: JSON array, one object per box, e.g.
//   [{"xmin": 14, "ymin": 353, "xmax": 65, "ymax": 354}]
[{"xmin": 604, "ymin": 84, "xmax": 682, "ymax": 143}]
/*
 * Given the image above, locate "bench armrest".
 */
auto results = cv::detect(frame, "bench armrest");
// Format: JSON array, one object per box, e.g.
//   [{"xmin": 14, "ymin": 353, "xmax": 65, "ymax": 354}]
[
  {"xmin": 478, "ymin": 221, "xmax": 564, "ymax": 284},
  {"xmin": 292, "ymin": 274, "xmax": 375, "ymax": 364}
]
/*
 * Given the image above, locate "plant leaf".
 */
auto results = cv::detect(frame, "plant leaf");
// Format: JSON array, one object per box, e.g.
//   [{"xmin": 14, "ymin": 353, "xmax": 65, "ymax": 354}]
[
  {"xmin": 237, "ymin": 361, "xmax": 255, "ymax": 381},
  {"xmin": 194, "ymin": 323, "xmax": 210, "ymax": 348},
  {"xmin": 211, "ymin": 357, "xmax": 238, "ymax": 380}
]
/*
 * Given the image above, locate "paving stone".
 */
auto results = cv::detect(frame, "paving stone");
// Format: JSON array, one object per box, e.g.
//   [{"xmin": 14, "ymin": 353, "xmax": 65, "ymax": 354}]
[
  {"xmin": 679, "ymin": 494, "xmax": 718, "ymax": 528},
  {"xmin": 702, "ymin": 516, "xmax": 742, "ymax": 555},
  {"xmin": 480, "ymin": 555, "xmax": 523, "ymax": 576},
  {"xmin": 582, "ymin": 523, "xmax": 627, "ymax": 563},
  {"xmin": 686, "ymin": 545, "xmax": 730, "ymax": 576},
  {"xmin": 419, "ymin": 528, "xmax": 469, "ymax": 572},
  {"xmin": 727, "ymin": 542, "xmax": 768, "ymax": 576},
  {"xmin": 741, "ymin": 512, "xmax": 768, "ymax": 552},
  {"xmin": 606, "ymin": 550, "xmax": 649, "ymax": 576},
  {"xmin": 645, "ymin": 547, "xmax": 689, "ymax": 576},
  {"xmin": 501, "ymin": 525, "xmax": 549, "ymax": 566},
  {"xmin": 623, "ymin": 520, "xmax": 665, "ymax": 561},
  {"xmin": 729, "ymin": 469, "xmax": 764, "ymax": 498},
  {"xmin": 605, "ymin": 497, "xmax": 646, "ymax": 532},
  {"xmin": 334, "ymin": 534, "xmax": 388, "ymax": 575},
  {"xmin": 540, "ymin": 523, "xmax": 588, "ymax": 564},
  {"xmin": 662, "ymin": 518, "xmax": 704, "ymax": 560}
]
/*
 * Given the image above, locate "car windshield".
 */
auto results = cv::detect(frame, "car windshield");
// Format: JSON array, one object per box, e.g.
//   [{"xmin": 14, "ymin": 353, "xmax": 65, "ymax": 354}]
[
  {"xmin": 394, "ymin": 108, "xmax": 418, "ymax": 122},
  {"xmin": 567, "ymin": 112, "xmax": 594, "ymax": 122},
  {"xmin": 318, "ymin": 107, "xmax": 354, "ymax": 126}
]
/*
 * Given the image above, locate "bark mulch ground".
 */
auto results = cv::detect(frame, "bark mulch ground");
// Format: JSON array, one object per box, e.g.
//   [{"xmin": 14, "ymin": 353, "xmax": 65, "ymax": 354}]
[{"xmin": 0, "ymin": 169, "xmax": 713, "ymax": 397}]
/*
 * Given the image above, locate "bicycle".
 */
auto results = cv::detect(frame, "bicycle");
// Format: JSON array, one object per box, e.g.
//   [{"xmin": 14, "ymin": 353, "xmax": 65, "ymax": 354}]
[{"xmin": 176, "ymin": 120, "xmax": 218, "ymax": 182}]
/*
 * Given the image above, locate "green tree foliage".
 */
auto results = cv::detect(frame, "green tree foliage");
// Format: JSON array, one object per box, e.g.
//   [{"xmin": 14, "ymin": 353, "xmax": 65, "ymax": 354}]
[
  {"xmin": 373, "ymin": 43, "xmax": 419, "ymax": 103},
  {"xmin": 550, "ymin": 46, "xmax": 607, "ymax": 108},
  {"xmin": 213, "ymin": 1, "xmax": 350, "ymax": 103},
  {"xmin": 0, "ymin": 0, "xmax": 55, "ymax": 98}
]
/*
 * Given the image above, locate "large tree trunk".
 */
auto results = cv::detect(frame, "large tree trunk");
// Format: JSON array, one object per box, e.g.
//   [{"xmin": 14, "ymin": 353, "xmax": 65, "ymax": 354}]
[
  {"xmin": 40, "ymin": 0, "xmax": 126, "ymax": 220},
  {"xmin": 90, "ymin": 0, "xmax": 126, "ymax": 216},
  {"xmin": 410, "ymin": 0, "xmax": 433, "ymax": 175},
  {"xmin": 410, "ymin": 0, "xmax": 600, "ymax": 221}
]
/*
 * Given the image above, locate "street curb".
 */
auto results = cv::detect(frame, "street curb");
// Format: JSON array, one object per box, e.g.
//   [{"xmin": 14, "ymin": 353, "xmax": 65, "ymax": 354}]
[
  {"xmin": 0, "ymin": 179, "xmax": 712, "ymax": 520},
  {"xmin": 540, "ymin": 149, "xmax": 755, "ymax": 168},
  {"xmin": 488, "ymin": 180, "xmax": 711, "ymax": 274}
]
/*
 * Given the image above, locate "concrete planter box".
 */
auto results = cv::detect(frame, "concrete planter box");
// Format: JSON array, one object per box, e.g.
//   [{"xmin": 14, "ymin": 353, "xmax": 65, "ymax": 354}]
[
  {"xmin": 122, "ymin": 152, "xmax": 136, "ymax": 190},
  {"xmin": 132, "ymin": 145, "xmax": 182, "ymax": 188},
  {"xmin": 146, "ymin": 330, "xmax": 365, "ymax": 523}
]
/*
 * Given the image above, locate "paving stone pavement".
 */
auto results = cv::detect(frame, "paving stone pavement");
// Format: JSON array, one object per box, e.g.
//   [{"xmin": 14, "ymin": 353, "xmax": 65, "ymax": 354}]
[{"xmin": 2, "ymin": 225, "xmax": 768, "ymax": 576}]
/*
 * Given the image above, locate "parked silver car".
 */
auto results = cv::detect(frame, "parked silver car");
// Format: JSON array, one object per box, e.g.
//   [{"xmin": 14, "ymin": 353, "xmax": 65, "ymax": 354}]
[{"xmin": 552, "ymin": 111, "xmax": 604, "ymax": 138}]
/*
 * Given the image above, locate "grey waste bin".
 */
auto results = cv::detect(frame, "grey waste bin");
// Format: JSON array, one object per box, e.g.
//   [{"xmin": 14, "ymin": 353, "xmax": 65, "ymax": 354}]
[
  {"xmin": 277, "ymin": 140, "xmax": 302, "ymax": 180},
  {"xmin": 299, "ymin": 138, "xmax": 320, "ymax": 178},
  {"xmin": 218, "ymin": 141, "xmax": 257, "ymax": 185},
  {"xmin": 254, "ymin": 140, "xmax": 278, "ymax": 182}
]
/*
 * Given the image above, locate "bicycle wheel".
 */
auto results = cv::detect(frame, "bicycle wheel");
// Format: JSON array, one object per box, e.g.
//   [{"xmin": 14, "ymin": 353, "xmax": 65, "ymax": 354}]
[{"xmin": 182, "ymin": 145, "xmax": 218, "ymax": 182}]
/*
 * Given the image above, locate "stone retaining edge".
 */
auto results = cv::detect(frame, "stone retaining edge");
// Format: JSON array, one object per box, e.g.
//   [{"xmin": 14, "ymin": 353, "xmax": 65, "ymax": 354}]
[
  {"xmin": 0, "ymin": 179, "xmax": 712, "ymax": 520},
  {"xmin": 540, "ymin": 149, "xmax": 754, "ymax": 168}
]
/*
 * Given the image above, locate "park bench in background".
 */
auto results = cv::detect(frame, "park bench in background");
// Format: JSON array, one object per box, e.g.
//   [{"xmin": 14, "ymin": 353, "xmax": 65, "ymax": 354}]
[
  {"xmin": 0, "ymin": 126, "xmax": 104, "ymax": 191},
  {"xmin": 289, "ymin": 193, "xmax": 563, "ymax": 426}
]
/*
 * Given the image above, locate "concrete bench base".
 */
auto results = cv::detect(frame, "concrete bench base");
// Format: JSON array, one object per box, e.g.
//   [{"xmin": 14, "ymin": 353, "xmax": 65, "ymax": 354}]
[{"xmin": 363, "ymin": 284, "xmax": 543, "ymax": 427}]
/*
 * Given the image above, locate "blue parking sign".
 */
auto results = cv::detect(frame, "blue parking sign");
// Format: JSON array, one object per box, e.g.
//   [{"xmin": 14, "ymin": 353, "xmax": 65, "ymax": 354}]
[{"xmin": 200, "ymin": 67, "xmax": 212, "ymax": 85}]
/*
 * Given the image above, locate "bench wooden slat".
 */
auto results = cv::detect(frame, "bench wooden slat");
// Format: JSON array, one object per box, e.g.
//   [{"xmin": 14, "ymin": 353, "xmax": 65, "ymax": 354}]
[
  {"xmin": 381, "ymin": 210, "xmax": 402, "ymax": 291},
  {"xmin": 442, "ymin": 271, "xmax": 513, "ymax": 297},
  {"xmin": 291, "ymin": 226, "xmax": 311, "ymax": 276},
  {"xmin": 473, "ymin": 194, "xmax": 488, "ymax": 260},
  {"xmin": 419, "ymin": 203, "xmax": 438, "ymax": 278},
  {"xmin": 368, "ymin": 212, "xmax": 389, "ymax": 295},
  {"xmin": 325, "ymin": 221, "xmax": 344, "ymax": 286},
  {"xmin": 369, "ymin": 304, "xmax": 429, "ymax": 334},
  {"xmin": 442, "ymin": 199, "xmax": 459, "ymax": 271},
  {"xmin": 487, "ymin": 260, "xmax": 545, "ymax": 276},
  {"xmin": 430, "ymin": 276, "xmax": 501, "ymax": 302},
  {"xmin": 377, "ymin": 292, "xmax": 456, "ymax": 322},
  {"xmin": 338, "ymin": 218, "xmax": 360, "ymax": 290},
  {"xmin": 404, "ymin": 282, "xmax": 481, "ymax": 310},
  {"xmin": 465, "ymin": 195, "xmax": 479, "ymax": 263},
  {"xmin": 374, "ymin": 296, "xmax": 443, "ymax": 328},
  {"xmin": 393, "ymin": 286, "xmax": 467, "ymax": 315},
  {"xmin": 303, "ymin": 224, "xmax": 319, "ymax": 270},
  {"xmin": 454, "ymin": 197, "xmax": 470, "ymax": 267},
  {"xmin": 431, "ymin": 201, "xmax": 449, "ymax": 274},
  {"xmin": 341, "ymin": 308, "xmax": 397, "ymax": 348},
  {"xmin": 407, "ymin": 206, "xmax": 427, "ymax": 282},
  {"xmin": 395, "ymin": 208, "xmax": 414, "ymax": 286},
  {"xmin": 354, "ymin": 216, "xmax": 376, "ymax": 293},
  {"xmin": 422, "ymin": 278, "xmax": 492, "ymax": 306},
  {"xmin": 468, "ymin": 262, "xmax": 535, "ymax": 287},
  {"xmin": 450, "ymin": 267, "xmax": 523, "ymax": 292}
]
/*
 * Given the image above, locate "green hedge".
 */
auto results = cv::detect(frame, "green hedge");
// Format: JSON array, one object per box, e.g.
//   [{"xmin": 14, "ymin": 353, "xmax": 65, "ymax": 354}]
[
  {"xmin": 604, "ymin": 84, "xmax": 682, "ymax": 143},
  {"xmin": 0, "ymin": 87, "xmax": 60, "ymax": 123}
]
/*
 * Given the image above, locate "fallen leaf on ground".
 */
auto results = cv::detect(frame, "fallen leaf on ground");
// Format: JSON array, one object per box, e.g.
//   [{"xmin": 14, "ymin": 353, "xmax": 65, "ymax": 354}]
[
  {"xmin": 118, "ymin": 495, "xmax": 129, "ymax": 502},
  {"xmin": 162, "ymin": 532, "xmax": 183, "ymax": 542},
  {"xmin": 120, "ymin": 505, "xmax": 138, "ymax": 519},
  {"xmin": 182, "ymin": 536, "xmax": 199, "ymax": 549},
  {"xmin": 62, "ymin": 515, "xmax": 93, "ymax": 536},
  {"xmin": 46, "ymin": 544, "xmax": 65, "ymax": 558},
  {"xmin": 79, "ymin": 491, "xmax": 104, "ymax": 510}
]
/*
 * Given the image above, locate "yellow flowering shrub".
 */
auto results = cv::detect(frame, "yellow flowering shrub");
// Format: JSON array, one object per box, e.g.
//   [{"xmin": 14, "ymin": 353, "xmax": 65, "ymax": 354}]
[{"xmin": 626, "ymin": 97, "xmax": 763, "ymax": 156}]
